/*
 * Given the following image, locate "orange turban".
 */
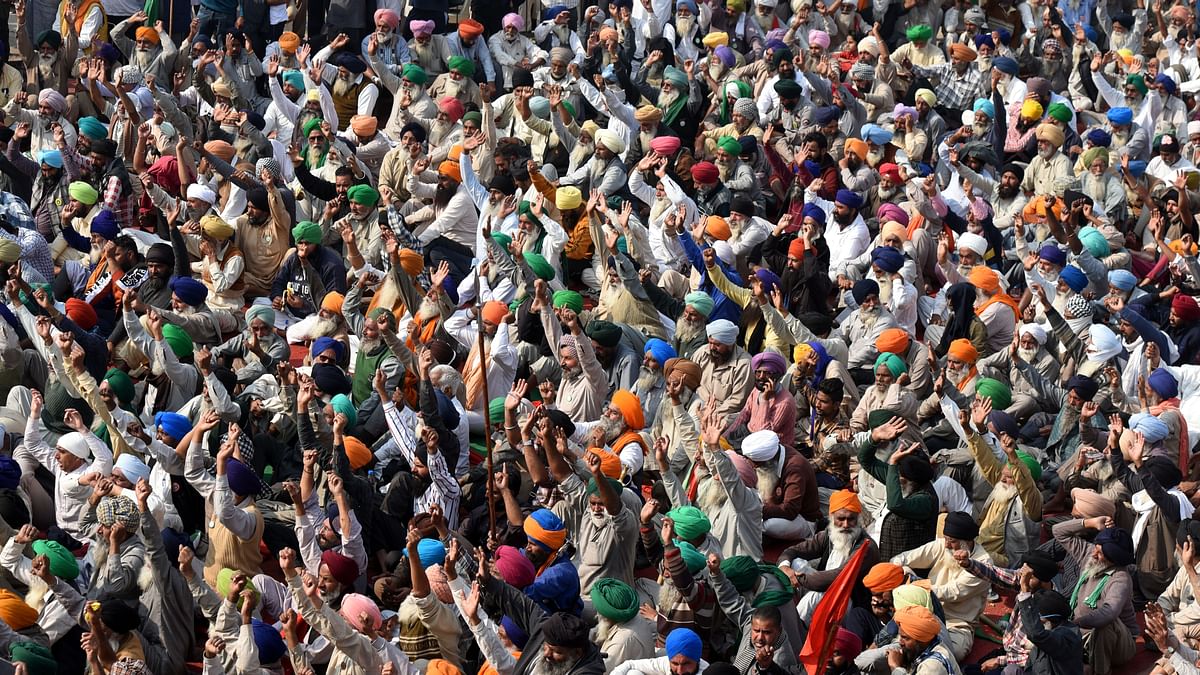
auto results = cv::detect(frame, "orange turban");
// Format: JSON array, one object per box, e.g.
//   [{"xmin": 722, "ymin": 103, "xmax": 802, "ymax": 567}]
[
  {"xmin": 588, "ymin": 447, "xmax": 623, "ymax": 479},
  {"xmin": 322, "ymin": 292, "xmax": 345, "ymax": 314},
  {"xmin": 705, "ymin": 215, "xmax": 731, "ymax": 241},
  {"xmin": 875, "ymin": 328, "xmax": 910, "ymax": 355},
  {"xmin": 482, "ymin": 300, "xmax": 509, "ymax": 325},
  {"xmin": 844, "ymin": 138, "xmax": 869, "ymax": 160},
  {"xmin": 894, "ymin": 605, "xmax": 941, "ymax": 642},
  {"xmin": 438, "ymin": 160, "xmax": 462, "ymax": 183},
  {"xmin": 0, "ymin": 589, "xmax": 38, "ymax": 630},
  {"xmin": 448, "ymin": 145, "xmax": 463, "ymax": 162},
  {"xmin": 350, "ymin": 114, "xmax": 378, "ymax": 137},
  {"xmin": 279, "ymin": 31, "xmax": 300, "ymax": 51},
  {"xmin": 458, "ymin": 18, "xmax": 484, "ymax": 38},
  {"xmin": 968, "ymin": 265, "xmax": 1000, "ymax": 294},
  {"xmin": 612, "ymin": 389, "xmax": 645, "ymax": 430},
  {"xmin": 863, "ymin": 563, "xmax": 905, "ymax": 593},
  {"xmin": 398, "ymin": 249, "xmax": 424, "ymax": 275},
  {"xmin": 344, "ymin": 437, "xmax": 372, "ymax": 470},
  {"xmin": 426, "ymin": 659, "xmax": 463, "ymax": 675},
  {"xmin": 599, "ymin": 26, "xmax": 619, "ymax": 41},
  {"xmin": 204, "ymin": 140, "xmax": 236, "ymax": 162},
  {"xmin": 881, "ymin": 220, "xmax": 908, "ymax": 244},
  {"xmin": 948, "ymin": 43, "xmax": 976, "ymax": 61},
  {"xmin": 829, "ymin": 489, "xmax": 861, "ymax": 514},
  {"xmin": 947, "ymin": 338, "xmax": 978, "ymax": 364},
  {"xmin": 136, "ymin": 26, "xmax": 160, "ymax": 44}
]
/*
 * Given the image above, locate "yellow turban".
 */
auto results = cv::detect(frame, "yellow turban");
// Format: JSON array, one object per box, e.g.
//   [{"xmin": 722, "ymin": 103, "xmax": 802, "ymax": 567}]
[
  {"xmin": 1020, "ymin": 99, "xmax": 1044, "ymax": 121},
  {"xmin": 702, "ymin": 32, "xmax": 729, "ymax": 48},
  {"xmin": 793, "ymin": 342, "xmax": 814, "ymax": 364},
  {"xmin": 200, "ymin": 215, "xmax": 234, "ymax": 240},
  {"xmin": 914, "ymin": 88, "xmax": 936, "ymax": 107}
]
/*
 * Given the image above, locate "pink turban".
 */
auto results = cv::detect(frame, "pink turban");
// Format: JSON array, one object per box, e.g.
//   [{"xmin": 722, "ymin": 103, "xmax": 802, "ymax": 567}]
[
  {"xmin": 339, "ymin": 593, "xmax": 382, "ymax": 632},
  {"xmin": 374, "ymin": 9, "xmax": 400, "ymax": 28},
  {"xmin": 649, "ymin": 136, "xmax": 681, "ymax": 156},
  {"xmin": 877, "ymin": 203, "xmax": 909, "ymax": 226},
  {"xmin": 410, "ymin": 20, "xmax": 435, "ymax": 36},
  {"xmin": 495, "ymin": 545, "xmax": 536, "ymax": 588},
  {"xmin": 503, "ymin": 12, "xmax": 525, "ymax": 30},
  {"xmin": 38, "ymin": 88, "xmax": 66, "ymax": 113},
  {"xmin": 726, "ymin": 451, "xmax": 758, "ymax": 488},
  {"xmin": 439, "ymin": 96, "xmax": 465, "ymax": 123},
  {"xmin": 808, "ymin": 30, "xmax": 830, "ymax": 49}
]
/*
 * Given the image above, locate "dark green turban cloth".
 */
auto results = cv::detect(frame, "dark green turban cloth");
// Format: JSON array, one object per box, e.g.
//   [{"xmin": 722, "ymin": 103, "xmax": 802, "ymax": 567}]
[
  {"xmin": 721, "ymin": 555, "xmax": 762, "ymax": 591},
  {"xmin": 585, "ymin": 319, "xmax": 622, "ymax": 347},
  {"xmin": 463, "ymin": 111, "xmax": 483, "ymax": 126},
  {"xmin": 975, "ymin": 377, "xmax": 1012, "ymax": 410},
  {"xmin": 590, "ymin": 578, "xmax": 639, "ymax": 622},
  {"xmin": 517, "ymin": 200, "xmax": 542, "ymax": 228},
  {"xmin": 717, "ymin": 135, "xmax": 743, "ymax": 155},
  {"xmin": 1127, "ymin": 73, "xmax": 1148, "ymax": 95},
  {"xmin": 33, "ymin": 540, "xmax": 79, "ymax": 580},
  {"xmin": 524, "ymin": 252, "xmax": 555, "ymax": 281},
  {"xmin": 302, "ymin": 117, "xmax": 324, "ymax": 138},
  {"xmin": 346, "ymin": 184, "xmax": 380, "ymax": 206},
  {"xmin": 104, "ymin": 368, "xmax": 135, "ymax": 405},
  {"xmin": 867, "ymin": 408, "xmax": 901, "ymax": 430},
  {"xmin": 667, "ymin": 505, "xmax": 711, "ymax": 540},
  {"xmin": 292, "ymin": 220, "xmax": 322, "ymax": 244},
  {"xmin": 11, "ymin": 641, "xmax": 56, "ymax": 675},
  {"xmin": 1046, "ymin": 102, "xmax": 1072, "ymax": 123},
  {"xmin": 35, "ymin": 30, "xmax": 62, "ymax": 49},
  {"xmin": 489, "ymin": 397, "xmax": 506, "ymax": 424},
  {"xmin": 448, "ymin": 55, "xmax": 476, "ymax": 76},
  {"xmin": 491, "ymin": 231, "xmax": 513, "ymax": 250},
  {"xmin": 675, "ymin": 540, "xmax": 706, "ymax": 573},
  {"xmin": 401, "ymin": 63, "xmax": 428, "ymax": 85},
  {"xmin": 586, "ymin": 476, "xmax": 623, "ymax": 496},
  {"xmin": 553, "ymin": 290, "xmax": 584, "ymax": 313}
]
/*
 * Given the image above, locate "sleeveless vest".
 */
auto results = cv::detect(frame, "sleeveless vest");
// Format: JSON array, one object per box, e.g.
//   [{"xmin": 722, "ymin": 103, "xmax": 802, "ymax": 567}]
[
  {"xmin": 60, "ymin": 0, "xmax": 109, "ymax": 48},
  {"xmin": 202, "ymin": 241, "xmax": 246, "ymax": 295},
  {"xmin": 203, "ymin": 498, "xmax": 265, "ymax": 586},
  {"xmin": 331, "ymin": 80, "xmax": 368, "ymax": 132},
  {"xmin": 878, "ymin": 483, "xmax": 939, "ymax": 560},
  {"xmin": 352, "ymin": 344, "xmax": 392, "ymax": 407}
]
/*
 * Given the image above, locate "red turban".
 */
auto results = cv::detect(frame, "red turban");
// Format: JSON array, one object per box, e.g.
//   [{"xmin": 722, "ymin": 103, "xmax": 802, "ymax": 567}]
[
  {"xmin": 788, "ymin": 238, "xmax": 806, "ymax": 259},
  {"xmin": 439, "ymin": 96, "xmax": 465, "ymax": 123},
  {"xmin": 834, "ymin": 628, "xmax": 863, "ymax": 660},
  {"xmin": 649, "ymin": 136, "xmax": 681, "ymax": 155},
  {"xmin": 320, "ymin": 550, "xmax": 359, "ymax": 587},
  {"xmin": 691, "ymin": 161, "xmax": 719, "ymax": 183},
  {"xmin": 494, "ymin": 545, "xmax": 536, "ymax": 588},
  {"xmin": 65, "ymin": 298, "xmax": 98, "ymax": 330},
  {"xmin": 1173, "ymin": 293, "xmax": 1200, "ymax": 321}
]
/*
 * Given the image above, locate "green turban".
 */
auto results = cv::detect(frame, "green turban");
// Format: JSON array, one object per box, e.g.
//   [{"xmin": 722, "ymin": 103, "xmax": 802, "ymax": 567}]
[
  {"xmin": 1046, "ymin": 103, "xmax": 1072, "ymax": 123},
  {"xmin": 77, "ymin": 116, "xmax": 108, "ymax": 141},
  {"xmin": 1015, "ymin": 451, "xmax": 1042, "ymax": 481},
  {"xmin": 292, "ymin": 220, "xmax": 323, "ymax": 244},
  {"xmin": 553, "ymin": 290, "xmax": 584, "ymax": 313},
  {"xmin": 10, "ymin": 642, "xmax": 55, "ymax": 675},
  {"xmin": 675, "ymin": 540, "xmax": 706, "ymax": 573},
  {"xmin": 524, "ymin": 252, "xmax": 555, "ymax": 281},
  {"xmin": 726, "ymin": 0, "xmax": 745, "ymax": 12},
  {"xmin": 491, "ymin": 231, "xmax": 513, "ymax": 250},
  {"xmin": 685, "ymin": 291, "xmax": 714, "ymax": 317},
  {"xmin": 875, "ymin": 352, "xmax": 908, "ymax": 377},
  {"xmin": 906, "ymin": 24, "xmax": 933, "ymax": 41},
  {"xmin": 463, "ymin": 110, "xmax": 483, "ymax": 126},
  {"xmin": 330, "ymin": 393, "xmax": 358, "ymax": 428},
  {"xmin": 32, "ymin": 540, "xmax": 79, "ymax": 580},
  {"xmin": 517, "ymin": 200, "xmax": 542, "ymax": 228},
  {"xmin": 721, "ymin": 555, "xmax": 762, "ymax": 591},
  {"xmin": 103, "ymin": 368, "xmax": 135, "ymax": 405},
  {"xmin": 667, "ymin": 505, "xmax": 711, "ymax": 541},
  {"xmin": 586, "ymin": 476, "xmax": 623, "ymax": 496},
  {"xmin": 246, "ymin": 304, "xmax": 276, "ymax": 327},
  {"xmin": 1127, "ymin": 73, "xmax": 1148, "ymax": 95},
  {"xmin": 346, "ymin": 184, "xmax": 380, "ymax": 206},
  {"xmin": 448, "ymin": 55, "xmax": 476, "ymax": 77},
  {"xmin": 68, "ymin": 181, "xmax": 99, "ymax": 205},
  {"xmin": 753, "ymin": 589, "xmax": 796, "ymax": 608},
  {"xmin": 867, "ymin": 408, "xmax": 901, "ymax": 430},
  {"xmin": 1081, "ymin": 146, "xmax": 1109, "ymax": 170},
  {"xmin": 161, "ymin": 324, "xmax": 194, "ymax": 358},
  {"xmin": 302, "ymin": 117, "xmax": 324, "ymax": 138},
  {"xmin": 401, "ymin": 63, "xmax": 428, "ymax": 85},
  {"xmin": 489, "ymin": 397, "xmax": 506, "ymax": 424},
  {"xmin": 34, "ymin": 30, "xmax": 61, "ymax": 49},
  {"xmin": 974, "ymin": 377, "xmax": 1012, "ymax": 410},
  {"xmin": 1079, "ymin": 226, "xmax": 1111, "ymax": 258},
  {"xmin": 216, "ymin": 567, "xmax": 260, "ymax": 608},
  {"xmin": 590, "ymin": 578, "xmax": 639, "ymax": 623},
  {"xmin": 585, "ymin": 319, "xmax": 622, "ymax": 347},
  {"xmin": 717, "ymin": 135, "xmax": 743, "ymax": 155},
  {"xmin": 663, "ymin": 66, "xmax": 689, "ymax": 88}
]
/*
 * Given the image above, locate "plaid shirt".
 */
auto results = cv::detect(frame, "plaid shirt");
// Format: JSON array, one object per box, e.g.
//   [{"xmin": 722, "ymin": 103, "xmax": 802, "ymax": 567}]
[
  {"xmin": 640, "ymin": 526, "xmax": 720, "ymax": 659},
  {"xmin": 912, "ymin": 62, "xmax": 984, "ymax": 112},
  {"xmin": 0, "ymin": 194, "xmax": 51, "ymax": 282},
  {"xmin": 101, "ymin": 174, "xmax": 132, "ymax": 226},
  {"xmin": 963, "ymin": 558, "xmax": 1030, "ymax": 668},
  {"xmin": 381, "ymin": 401, "xmax": 462, "ymax": 528},
  {"xmin": 386, "ymin": 204, "xmax": 431, "ymax": 290}
]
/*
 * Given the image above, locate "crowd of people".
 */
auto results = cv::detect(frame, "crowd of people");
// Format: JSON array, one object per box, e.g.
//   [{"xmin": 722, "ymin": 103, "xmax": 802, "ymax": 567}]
[{"xmin": 6, "ymin": 0, "xmax": 1200, "ymax": 673}]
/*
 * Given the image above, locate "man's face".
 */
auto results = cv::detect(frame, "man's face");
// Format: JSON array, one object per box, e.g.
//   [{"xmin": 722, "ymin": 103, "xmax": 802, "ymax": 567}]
[
  {"xmin": 669, "ymin": 655, "xmax": 700, "ymax": 675},
  {"xmin": 815, "ymin": 391, "xmax": 838, "ymax": 417},
  {"xmin": 543, "ymin": 644, "xmax": 580, "ymax": 664},
  {"xmin": 898, "ymin": 632, "xmax": 923, "ymax": 658},
  {"xmin": 308, "ymin": 131, "xmax": 327, "ymax": 151},
  {"xmin": 317, "ymin": 564, "xmax": 341, "ymax": 595},
  {"xmin": 559, "ymin": 347, "xmax": 579, "ymax": 374},
  {"xmin": 715, "ymin": 147, "xmax": 733, "ymax": 164},
  {"xmin": 750, "ymin": 617, "xmax": 780, "ymax": 648},
  {"xmin": 755, "ymin": 367, "xmax": 779, "ymax": 392},
  {"xmin": 99, "ymin": 381, "xmax": 117, "ymax": 409},
  {"xmin": 707, "ymin": 338, "xmax": 733, "ymax": 361},
  {"xmin": 833, "ymin": 202, "xmax": 852, "ymax": 222},
  {"xmin": 875, "ymin": 364, "xmax": 894, "ymax": 388},
  {"xmin": 1163, "ymin": 148, "xmax": 1182, "ymax": 165},
  {"xmin": 951, "ymin": 55, "xmax": 969, "ymax": 74},
  {"xmin": 870, "ymin": 591, "xmax": 893, "ymax": 619},
  {"xmin": 944, "ymin": 535, "xmax": 970, "ymax": 553},
  {"xmin": 296, "ymin": 241, "xmax": 317, "ymax": 259}
]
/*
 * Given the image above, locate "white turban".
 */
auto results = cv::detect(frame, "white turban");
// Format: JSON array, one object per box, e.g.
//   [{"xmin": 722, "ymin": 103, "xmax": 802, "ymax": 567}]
[
  {"xmin": 57, "ymin": 432, "xmax": 90, "ymax": 459},
  {"xmin": 114, "ymin": 453, "xmax": 151, "ymax": 485},
  {"xmin": 858, "ymin": 36, "xmax": 880, "ymax": 56},
  {"xmin": 38, "ymin": 88, "xmax": 66, "ymax": 113},
  {"xmin": 957, "ymin": 232, "xmax": 988, "ymax": 257},
  {"xmin": 706, "ymin": 319, "xmax": 739, "ymax": 345},
  {"xmin": 741, "ymin": 429, "xmax": 785, "ymax": 473},
  {"xmin": 1086, "ymin": 323, "xmax": 1123, "ymax": 363},
  {"xmin": 1189, "ymin": 120, "xmax": 1200, "ymax": 137},
  {"xmin": 595, "ymin": 129, "xmax": 625, "ymax": 154},
  {"xmin": 1020, "ymin": 323, "xmax": 1047, "ymax": 345},
  {"xmin": 712, "ymin": 240, "xmax": 734, "ymax": 265},
  {"xmin": 187, "ymin": 184, "xmax": 217, "ymax": 204}
]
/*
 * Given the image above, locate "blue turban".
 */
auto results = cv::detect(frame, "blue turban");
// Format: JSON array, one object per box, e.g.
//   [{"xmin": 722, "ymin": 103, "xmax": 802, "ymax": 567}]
[
  {"xmin": 644, "ymin": 338, "xmax": 677, "ymax": 367},
  {"xmin": 311, "ymin": 336, "xmax": 344, "ymax": 362},
  {"xmin": 1060, "ymin": 265, "xmax": 1087, "ymax": 292},
  {"xmin": 527, "ymin": 561, "xmax": 583, "ymax": 615},
  {"xmin": 871, "ymin": 246, "xmax": 904, "ymax": 273},
  {"xmin": 502, "ymin": 616, "xmax": 529, "ymax": 649},
  {"xmin": 1148, "ymin": 368, "xmax": 1179, "ymax": 399},
  {"xmin": 852, "ymin": 278, "xmax": 880, "ymax": 305},
  {"xmin": 973, "ymin": 98, "xmax": 995, "ymax": 119},
  {"xmin": 992, "ymin": 56, "xmax": 1018, "ymax": 75},
  {"xmin": 1082, "ymin": 24, "xmax": 1098, "ymax": 43},
  {"xmin": 170, "ymin": 276, "xmax": 208, "ymax": 306},
  {"xmin": 1156, "ymin": 73, "xmax": 1178, "ymax": 96},
  {"xmin": 311, "ymin": 363, "xmax": 352, "ymax": 396},
  {"xmin": 403, "ymin": 538, "xmax": 447, "ymax": 567},
  {"xmin": 225, "ymin": 458, "xmax": 261, "ymax": 497},
  {"xmin": 676, "ymin": 0, "xmax": 698, "ymax": 11},
  {"xmin": 665, "ymin": 628, "xmax": 703, "ymax": 662},
  {"xmin": 543, "ymin": 4, "xmax": 568, "ymax": 19},
  {"xmin": 90, "ymin": 210, "xmax": 120, "ymax": 240},
  {"xmin": 1079, "ymin": 226, "xmax": 1112, "ymax": 258},
  {"xmin": 1108, "ymin": 269, "xmax": 1137, "ymax": 292},
  {"xmin": 1127, "ymin": 160, "xmax": 1148, "ymax": 177},
  {"xmin": 435, "ymin": 390, "xmax": 461, "ymax": 430},
  {"xmin": 1087, "ymin": 128, "xmax": 1112, "ymax": 147},
  {"xmin": 77, "ymin": 116, "xmax": 108, "ymax": 140},
  {"xmin": 1107, "ymin": 107, "xmax": 1133, "ymax": 126},
  {"xmin": 813, "ymin": 105, "xmax": 841, "ymax": 125},
  {"xmin": 802, "ymin": 160, "xmax": 822, "ymax": 177},
  {"xmin": 765, "ymin": 38, "xmax": 787, "ymax": 52},
  {"xmin": 1095, "ymin": 527, "xmax": 1134, "ymax": 565},
  {"xmin": 973, "ymin": 33, "xmax": 994, "ymax": 49},
  {"xmin": 1038, "ymin": 244, "xmax": 1066, "ymax": 266},
  {"xmin": 0, "ymin": 456, "xmax": 20, "ymax": 490},
  {"xmin": 835, "ymin": 189, "xmax": 863, "ymax": 209},
  {"xmin": 38, "ymin": 150, "xmax": 63, "ymax": 168},
  {"xmin": 755, "ymin": 268, "xmax": 781, "ymax": 294},
  {"xmin": 862, "ymin": 123, "xmax": 893, "ymax": 145},
  {"xmin": 987, "ymin": 410, "xmax": 1020, "ymax": 439},
  {"xmin": 1066, "ymin": 374, "xmax": 1100, "ymax": 401},
  {"xmin": 1131, "ymin": 412, "xmax": 1170, "ymax": 443},
  {"xmin": 251, "ymin": 619, "xmax": 287, "ymax": 664},
  {"xmin": 801, "ymin": 202, "xmax": 826, "ymax": 224},
  {"xmin": 282, "ymin": 69, "xmax": 305, "ymax": 91},
  {"xmin": 875, "ymin": 352, "xmax": 908, "ymax": 376},
  {"xmin": 154, "ymin": 412, "xmax": 192, "ymax": 442}
]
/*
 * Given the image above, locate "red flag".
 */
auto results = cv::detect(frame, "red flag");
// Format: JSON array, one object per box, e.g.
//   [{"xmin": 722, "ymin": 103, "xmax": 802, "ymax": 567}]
[{"xmin": 798, "ymin": 542, "xmax": 870, "ymax": 675}]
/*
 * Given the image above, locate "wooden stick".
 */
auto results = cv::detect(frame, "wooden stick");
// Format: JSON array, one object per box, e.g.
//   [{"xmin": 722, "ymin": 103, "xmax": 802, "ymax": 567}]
[{"xmin": 473, "ymin": 271, "xmax": 496, "ymax": 535}]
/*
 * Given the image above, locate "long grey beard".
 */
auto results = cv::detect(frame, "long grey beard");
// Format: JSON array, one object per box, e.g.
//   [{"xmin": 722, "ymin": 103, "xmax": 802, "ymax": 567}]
[
  {"xmin": 1082, "ymin": 173, "xmax": 1107, "ymax": 202},
  {"xmin": 431, "ymin": 118, "xmax": 454, "ymax": 146},
  {"xmin": 416, "ymin": 298, "xmax": 441, "ymax": 322},
  {"xmin": 753, "ymin": 13, "xmax": 773, "ymax": 31},
  {"xmin": 312, "ymin": 316, "xmax": 341, "ymax": 338},
  {"xmin": 134, "ymin": 48, "xmax": 156, "ymax": 69},
  {"xmin": 38, "ymin": 54, "xmax": 56, "ymax": 80},
  {"xmin": 635, "ymin": 366, "xmax": 659, "ymax": 393},
  {"xmin": 443, "ymin": 77, "xmax": 464, "ymax": 98},
  {"xmin": 756, "ymin": 465, "xmax": 779, "ymax": 503},
  {"xmin": 552, "ymin": 24, "xmax": 571, "ymax": 43},
  {"xmin": 533, "ymin": 655, "xmax": 576, "ymax": 675},
  {"xmin": 601, "ymin": 416, "xmax": 624, "ymax": 443},
  {"xmin": 333, "ymin": 76, "xmax": 355, "ymax": 98},
  {"xmin": 992, "ymin": 480, "xmax": 1018, "ymax": 503},
  {"xmin": 675, "ymin": 316, "xmax": 705, "ymax": 343},
  {"xmin": 697, "ymin": 477, "xmax": 729, "ymax": 511},
  {"xmin": 570, "ymin": 142, "xmax": 592, "ymax": 169},
  {"xmin": 360, "ymin": 337, "xmax": 382, "ymax": 355},
  {"xmin": 659, "ymin": 88, "xmax": 680, "ymax": 108},
  {"xmin": 716, "ymin": 159, "xmax": 733, "ymax": 181},
  {"xmin": 829, "ymin": 524, "xmax": 862, "ymax": 557},
  {"xmin": 858, "ymin": 307, "xmax": 880, "ymax": 328}
]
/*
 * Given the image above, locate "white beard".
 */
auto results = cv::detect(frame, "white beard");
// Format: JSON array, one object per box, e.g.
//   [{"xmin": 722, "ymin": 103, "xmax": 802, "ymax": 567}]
[
  {"xmin": 676, "ymin": 315, "xmax": 706, "ymax": 343},
  {"xmin": 753, "ymin": 12, "xmax": 774, "ymax": 30},
  {"xmin": 312, "ymin": 316, "xmax": 342, "ymax": 338},
  {"xmin": 992, "ymin": 480, "xmax": 1018, "ymax": 503},
  {"xmin": 430, "ymin": 118, "xmax": 454, "ymax": 146},
  {"xmin": 756, "ymin": 465, "xmax": 779, "ymax": 504},
  {"xmin": 38, "ymin": 54, "xmax": 56, "ymax": 80},
  {"xmin": 1112, "ymin": 130, "xmax": 1130, "ymax": 148},
  {"xmin": 134, "ymin": 47, "xmax": 155, "ymax": 69},
  {"xmin": 416, "ymin": 298, "xmax": 441, "ymax": 322},
  {"xmin": 636, "ymin": 366, "xmax": 660, "ymax": 393},
  {"xmin": 1038, "ymin": 147, "xmax": 1056, "ymax": 160},
  {"xmin": 601, "ymin": 416, "xmax": 625, "ymax": 443},
  {"xmin": 552, "ymin": 24, "xmax": 571, "ymax": 44},
  {"xmin": 973, "ymin": 123, "xmax": 991, "ymax": 137},
  {"xmin": 677, "ymin": 16, "xmax": 694, "ymax": 36},
  {"xmin": 534, "ymin": 655, "xmax": 577, "ymax": 675},
  {"xmin": 1018, "ymin": 347, "xmax": 1040, "ymax": 362},
  {"xmin": 716, "ymin": 158, "xmax": 733, "ymax": 181},
  {"xmin": 697, "ymin": 476, "xmax": 729, "ymax": 511},
  {"xmin": 946, "ymin": 364, "xmax": 970, "ymax": 387},
  {"xmin": 333, "ymin": 75, "xmax": 356, "ymax": 98},
  {"xmin": 563, "ymin": 363, "xmax": 583, "ymax": 379},
  {"xmin": 828, "ymin": 524, "xmax": 862, "ymax": 558},
  {"xmin": 596, "ymin": 615, "xmax": 616, "ymax": 643},
  {"xmin": 659, "ymin": 88, "xmax": 681, "ymax": 108},
  {"xmin": 444, "ymin": 77, "xmax": 465, "ymax": 98},
  {"xmin": 859, "ymin": 306, "xmax": 880, "ymax": 328},
  {"xmin": 709, "ymin": 62, "xmax": 728, "ymax": 81}
]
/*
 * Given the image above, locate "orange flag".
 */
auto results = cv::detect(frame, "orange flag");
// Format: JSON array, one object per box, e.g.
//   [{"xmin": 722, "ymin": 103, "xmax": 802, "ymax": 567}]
[{"xmin": 798, "ymin": 542, "xmax": 870, "ymax": 675}]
